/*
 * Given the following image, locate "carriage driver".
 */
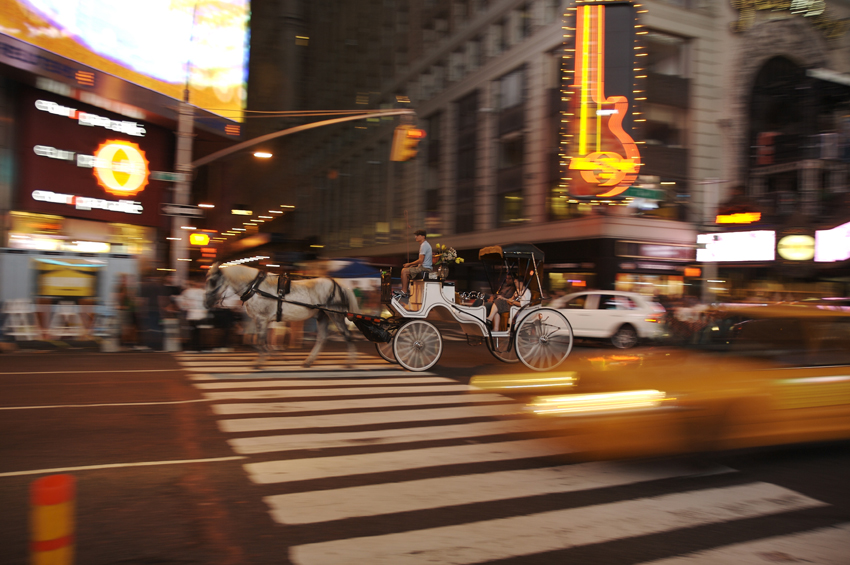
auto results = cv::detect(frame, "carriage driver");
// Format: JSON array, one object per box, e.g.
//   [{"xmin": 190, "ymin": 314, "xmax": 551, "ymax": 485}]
[{"xmin": 398, "ymin": 229, "xmax": 432, "ymax": 298}]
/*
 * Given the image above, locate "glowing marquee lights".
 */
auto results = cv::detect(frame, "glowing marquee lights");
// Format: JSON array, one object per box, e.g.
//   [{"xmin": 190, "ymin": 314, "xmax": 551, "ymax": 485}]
[
  {"xmin": 91, "ymin": 140, "xmax": 150, "ymax": 198},
  {"xmin": 561, "ymin": 1, "xmax": 643, "ymax": 198}
]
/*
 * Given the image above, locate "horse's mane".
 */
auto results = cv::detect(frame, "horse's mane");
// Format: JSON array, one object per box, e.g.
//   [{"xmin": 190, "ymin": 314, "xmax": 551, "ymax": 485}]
[{"xmin": 218, "ymin": 264, "xmax": 262, "ymax": 286}]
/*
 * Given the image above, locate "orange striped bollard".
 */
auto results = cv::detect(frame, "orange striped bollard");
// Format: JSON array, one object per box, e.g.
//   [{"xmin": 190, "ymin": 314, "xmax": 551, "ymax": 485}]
[{"xmin": 30, "ymin": 474, "xmax": 75, "ymax": 565}]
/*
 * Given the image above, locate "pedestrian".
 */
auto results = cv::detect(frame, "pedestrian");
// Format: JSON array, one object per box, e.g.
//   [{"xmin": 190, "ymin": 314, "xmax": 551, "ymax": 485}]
[
  {"xmin": 114, "ymin": 274, "xmax": 138, "ymax": 348},
  {"xmin": 176, "ymin": 279, "xmax": 209, "ymax": 352},
  {"xmin": 137, "ymin": 272, "xmax": 170, "ymax": 350},
  {"xmin": 397, "ymin": 229, "xmax": 432, "ymax": 298}
]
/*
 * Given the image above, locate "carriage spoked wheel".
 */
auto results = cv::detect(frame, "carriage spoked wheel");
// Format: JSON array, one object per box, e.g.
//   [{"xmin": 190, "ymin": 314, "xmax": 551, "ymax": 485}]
[
  {"xmin": 515, "ymin": 308, "xmax": 573, "ymax": 371},
  {"xmin": 375, "ymin": 339, "xmax": 396, "ymax": 364},
  {"xmin": 392, "ymin": 320, "xmax": 443, "ymax": 372},
  {"xmin": 489, "ymin": 334, "xmax": 519, "ymax": 364}
]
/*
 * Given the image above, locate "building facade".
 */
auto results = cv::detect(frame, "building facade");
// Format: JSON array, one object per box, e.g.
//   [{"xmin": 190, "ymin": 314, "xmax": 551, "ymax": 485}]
[{"xmin": 280, "ymin": 0, "xmax": 849, "ymax": 298}]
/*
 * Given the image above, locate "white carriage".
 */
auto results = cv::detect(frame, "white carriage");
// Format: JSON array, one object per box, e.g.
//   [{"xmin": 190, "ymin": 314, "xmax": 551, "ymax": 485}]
[{"xmin": 359, "ymin": 244, "xmax": 574, "ymax": 372}]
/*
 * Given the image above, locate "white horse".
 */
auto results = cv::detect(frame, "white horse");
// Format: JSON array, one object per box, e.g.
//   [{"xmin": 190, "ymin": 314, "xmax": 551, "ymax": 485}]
[{"xmin": 204, "ymin": 263, "xmax": 360, "ymax": 368}]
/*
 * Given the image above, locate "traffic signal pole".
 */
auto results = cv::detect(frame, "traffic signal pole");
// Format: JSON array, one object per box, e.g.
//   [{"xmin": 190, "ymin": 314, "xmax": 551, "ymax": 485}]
[
  {"xmin": 169, "ymin": 107, "xmax": 417, "ymax": 284},
  {"xmin": 171, "ymin": 98, "xmax": 194, "ymax": 283}
]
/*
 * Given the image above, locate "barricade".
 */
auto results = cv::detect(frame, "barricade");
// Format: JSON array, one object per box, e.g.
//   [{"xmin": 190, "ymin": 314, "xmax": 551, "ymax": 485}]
[
  {"xmin": 30, "ymin": 474, "xmax": 75, "ymax": 565},
  {"xmin": 2, "ymin": 299, "xmax": 42, "ymax": 341},
  {"xmin": 47, "ymin": 302, "xmax": 87, "ymax": 340}
]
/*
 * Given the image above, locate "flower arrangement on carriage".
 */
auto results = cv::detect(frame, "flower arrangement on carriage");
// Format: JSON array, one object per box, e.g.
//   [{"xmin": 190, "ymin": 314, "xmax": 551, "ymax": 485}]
[{"xmin": 433, "ymin": 244, "xmax": 464, "ymax": 278}]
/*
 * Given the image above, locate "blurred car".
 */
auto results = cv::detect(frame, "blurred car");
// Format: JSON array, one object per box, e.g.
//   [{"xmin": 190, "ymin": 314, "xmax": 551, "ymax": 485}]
[
  {"xmin": 475, "ymin": 305, "xmax": 850, "ymax": 460},
  {"xmin": 547, "ymin": 290, "xmax": 666, "ymax": 348}
]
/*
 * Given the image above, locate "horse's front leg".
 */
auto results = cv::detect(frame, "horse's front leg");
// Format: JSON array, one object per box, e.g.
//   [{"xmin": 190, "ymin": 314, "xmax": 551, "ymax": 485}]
[
  {"xmin": 303, "ymin": 313, "xmax": 327, "ymax": 367},
  {"xmin": 254, "ymin": 317, "xmax": 270, "ymax": 368}
]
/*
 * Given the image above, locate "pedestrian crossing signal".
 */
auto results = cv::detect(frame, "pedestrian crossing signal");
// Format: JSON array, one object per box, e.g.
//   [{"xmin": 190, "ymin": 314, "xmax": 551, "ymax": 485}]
[{"xmin": 390, "ymin": 125, "xmax": 426, "ymax": 161}]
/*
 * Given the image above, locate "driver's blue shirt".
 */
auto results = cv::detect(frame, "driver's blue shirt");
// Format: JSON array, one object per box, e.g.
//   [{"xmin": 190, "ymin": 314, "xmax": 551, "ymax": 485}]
[{"xmin": 421, "ymin": 241, "xmax": 432, "ymax": 269}]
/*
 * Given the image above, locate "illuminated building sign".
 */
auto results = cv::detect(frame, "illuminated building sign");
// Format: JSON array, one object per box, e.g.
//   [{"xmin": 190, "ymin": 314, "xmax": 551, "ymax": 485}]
[
  {"xmin": 716, "ymin": 212, "xmax": 762, "ymax": 224},
  {"xmin": 777, "ymin": 235, "xmax": 815, "ymax": 261},
  {"xmin": 32, "ymin": 190, "xmax": 143, "ymax": 215},
  {"xmin": 561, "ymin": 1, "xmax": 642, "ymax": 198},
  {"xmin": 815, "ymin": 221, "xmax": 850, "ymax": 263},
  {"xmin": 91, "ymin": 140, "xmax": 150, "ymax": 197},
  {"xmin": 697, "ymin": 231, "xmax": 776, "ymax": 262},
  {"xmin": 18, "ymin": 87, "xmax": 167, "ymax": 227},
  {"xmin": 35, "ymin": 100, "xmax": 146, "ymax": 136},
  {"xmin": 1, "ymin": 1, "xmax": 250, "ymax": 122},
  {"xmin": 730, "ymin": 0, "xmax": 849, "ymax": 39}
]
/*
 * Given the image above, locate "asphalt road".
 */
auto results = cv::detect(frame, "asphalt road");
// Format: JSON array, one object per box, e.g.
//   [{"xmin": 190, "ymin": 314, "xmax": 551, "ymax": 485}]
[{"xmin": 1, "ymin": 339, "xmax": 848, "ymax": 564}]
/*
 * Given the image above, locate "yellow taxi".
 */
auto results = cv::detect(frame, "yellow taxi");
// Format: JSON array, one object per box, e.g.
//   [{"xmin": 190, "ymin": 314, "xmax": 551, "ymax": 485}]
[{"xmin": 473, "ymin": 305, "xmax": 850, "ymax": 459}]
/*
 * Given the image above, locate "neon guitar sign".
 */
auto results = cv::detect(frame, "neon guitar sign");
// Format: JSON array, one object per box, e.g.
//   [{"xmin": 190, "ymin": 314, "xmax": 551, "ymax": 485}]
[{"xmin": 567, "ymin": 2, "xmax": 641, "ymax": 198}]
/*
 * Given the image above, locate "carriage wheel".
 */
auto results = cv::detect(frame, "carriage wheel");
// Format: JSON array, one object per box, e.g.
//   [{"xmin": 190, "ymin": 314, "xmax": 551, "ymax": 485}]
[
  {"xmin": 392, "ymin": 320, "xmax": 443, "ymax": 372},
  {"xmin": 489, "ymin": 335, "xmax": 519, "ymax": 364},
  {"xmin": 515, "ymin": 308, "xmax": 573, "ymax": 371},
  {"xmin": 375, "ymin": 339, "xmax": 396, "ymax": 364}
]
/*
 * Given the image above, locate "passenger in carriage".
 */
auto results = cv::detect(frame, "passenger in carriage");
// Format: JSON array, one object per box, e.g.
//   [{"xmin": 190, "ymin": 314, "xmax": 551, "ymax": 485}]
[{"xmin": 487, "ymin": 275, "xmax": 531, "ymax": 331}]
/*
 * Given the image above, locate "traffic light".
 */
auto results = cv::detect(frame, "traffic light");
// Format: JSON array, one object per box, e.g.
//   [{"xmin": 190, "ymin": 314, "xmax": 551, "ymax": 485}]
[
  {"xmin": 189, "ymin": 233, "xmax": 210, "ymax": 246},
  {"xmin": 390, "ymin": 125, "xmax": 426, "ymax": 161}
]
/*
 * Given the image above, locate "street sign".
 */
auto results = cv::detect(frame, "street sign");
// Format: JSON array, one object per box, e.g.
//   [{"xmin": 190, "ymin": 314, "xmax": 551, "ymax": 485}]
[
  {"xmin": 161, "ymin": 203, "xmax": 204, "ymax": 217},
  {"xmin": 623, "ymin": 186, "xmax": 665, "ymax": 200},
  {"xmin": 151, "ymin": 171, "xmax": 189, "ymax": 183}
]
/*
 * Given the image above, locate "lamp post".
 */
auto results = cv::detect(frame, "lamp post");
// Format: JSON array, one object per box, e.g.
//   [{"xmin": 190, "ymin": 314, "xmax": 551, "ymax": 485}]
[{"xmin": 170, "ymin": 2, "xmax": 198, "ymax": 285}]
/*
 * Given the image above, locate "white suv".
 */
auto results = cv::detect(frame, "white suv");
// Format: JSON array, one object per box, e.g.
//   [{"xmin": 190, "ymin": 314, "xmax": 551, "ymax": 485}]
[{"xmin": 548, "ymin": 291, "xmax": 667, "ymax": 348}]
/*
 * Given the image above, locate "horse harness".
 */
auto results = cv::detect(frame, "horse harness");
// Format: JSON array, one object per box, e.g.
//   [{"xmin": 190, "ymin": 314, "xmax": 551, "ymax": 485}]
[{"xmin": 239, "ymin": 270, "xmax": 345, "ymax": 322}]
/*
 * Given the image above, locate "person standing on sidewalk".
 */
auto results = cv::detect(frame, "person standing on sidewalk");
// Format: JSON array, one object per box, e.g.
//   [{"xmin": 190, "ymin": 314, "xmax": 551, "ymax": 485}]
[{"xmin": 177, "ymin": 279, "xmax": 209, "ymax": 352}]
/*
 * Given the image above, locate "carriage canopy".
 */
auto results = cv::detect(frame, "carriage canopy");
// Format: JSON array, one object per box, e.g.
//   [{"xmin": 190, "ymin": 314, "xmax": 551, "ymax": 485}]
[{"xmin": 478, "ymin": 243, "xmax": 544, "ymax": 263}]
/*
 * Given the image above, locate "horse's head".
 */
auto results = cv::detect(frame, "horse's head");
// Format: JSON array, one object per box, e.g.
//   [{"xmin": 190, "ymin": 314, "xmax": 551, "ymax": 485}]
[{"xmin": 205, "ymin": 262, "xmax": 224, "ymax": 309}]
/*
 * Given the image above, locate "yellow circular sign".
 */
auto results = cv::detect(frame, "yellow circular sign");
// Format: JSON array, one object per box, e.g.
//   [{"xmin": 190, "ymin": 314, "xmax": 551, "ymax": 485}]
[
  {"xmin": 777, "ymin": 235, "xmax": 815, "ymax": 261},
  {"xmin": 93, "ymin": 140, "xmax": 149, "ymax": 197}
]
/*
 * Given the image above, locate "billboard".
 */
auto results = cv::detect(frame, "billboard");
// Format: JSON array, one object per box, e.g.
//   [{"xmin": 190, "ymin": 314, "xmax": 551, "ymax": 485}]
[
  {"xmin": 697, "ymin": 231, "xmax": 776, "ymax": 263},
  {"xmin": 561, "ymin": 1, "xmax": 642, "ymax": 198},
  {"xmin": 0, "ymin": 0, "xmax": 249, "ymax": 122},
  {"xmin": 17, "ymin": 85, "xmax": 170, "ymax": 227}
]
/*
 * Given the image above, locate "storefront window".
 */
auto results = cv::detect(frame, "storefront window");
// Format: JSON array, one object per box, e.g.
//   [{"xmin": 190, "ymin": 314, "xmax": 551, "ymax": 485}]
[{"xmin": 616, "ymin": 273, "xmax": 684, "ymax": 297}]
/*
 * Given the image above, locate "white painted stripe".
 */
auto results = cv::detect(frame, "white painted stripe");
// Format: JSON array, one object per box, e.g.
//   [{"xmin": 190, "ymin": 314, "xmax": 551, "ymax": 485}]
[
  {"xmin": 266, "ymin": 460, "xmax": 735, "ymax": 525},
  {"xmin": 0, "ymin": 398, "xmax": 212, "ymax": 411},
  {"xmin": 213, "ymin": 393, "xmax": 511, "ymax": 415},
  {"xmin": 203, "ymin": 384, "xmax": 472, "ymax": 400},
  {"xmin": 0, "ymin": 369, "xmax": 179, "ymax": 376},
  {"xmin": 231, "ymin": 418, "xmax": 564, "ymax": 455},
  {"xmin": 290, "ymin": 483, "xmax": 826, "ymax": 565},
  {"xmin": 638, "ymin": 523, "xmax": 850, "ymax": 565},
  {"xmin": 220, "ymin": 404, "xmax": 516, "ymax": 433},
  {"xmin": 245, "ymin": 439, "xmax": 569, "ymax": 484},
  {"xmin": 178, "ymin": 357, "xmax": 376, "ymax": 366},
  {"xmin": 194, "ymin": 376, "xmax": 451, "ymax": 389},
  {"xmin": 184, "ymin": 364, "xmax": 401, "ymax": 373},
  {"xmin": 0, "ymin": 456, "xmax": 245, "ymax": 478},
  {"xmin": 191, "ymin": 370, "xmax": 433, "ymax": 381}
]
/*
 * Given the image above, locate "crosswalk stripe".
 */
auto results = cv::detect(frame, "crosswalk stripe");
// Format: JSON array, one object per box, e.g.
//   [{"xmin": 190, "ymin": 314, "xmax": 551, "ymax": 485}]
[
  {"xmin": 202, "ymin": 384, "xmax": 474, "ymax": 400},
  {"xmin": 212, "ymin": 393, "xmax": 512, "ymax": 415},
  {"xmin": 637, "ymin": 523, "xmax": 850, "ymax": 565},
  {"xmin": 245, "ymin": 438, "xmax": 569, "ymax": 484},
  {"xmin": 289, "ymin": 483, "xmax": 827, "ymax": 565},
  {"xmin": 184, "ymin": 364, "xmax": 398, "ymax": 373},
  {"xmin": 191, "ymin": 370, "xmax": 431, "ymax": 380},
  {"xmin": 265, "ymin": 460, "xmax": 735, "ymax": 525},
  {"xmin": 230, "ymin": 418, "xmax": 566, "ymax": 455},
  {"xmin": 194, "ymin": 376, "xmax": 452, "ymax": 389},
  {"xmin": 220, "ymin": 404, "xmax": 517, "ymax": 432}
]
